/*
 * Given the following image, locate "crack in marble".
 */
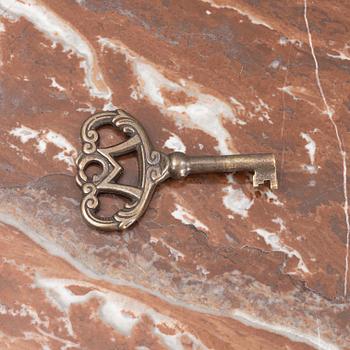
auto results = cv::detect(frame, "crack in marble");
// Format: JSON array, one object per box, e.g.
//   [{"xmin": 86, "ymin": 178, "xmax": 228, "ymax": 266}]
[
  {"xmin": 253, "ymin": 228, "xmax": 309, "ymax": 274},
  {"xmin": 303, "ymin": 0, "xmax": 350, "ymax": 298},
  {"xmin": 279, "ymin": 85, "xmax": 324, "ymax": 113}
]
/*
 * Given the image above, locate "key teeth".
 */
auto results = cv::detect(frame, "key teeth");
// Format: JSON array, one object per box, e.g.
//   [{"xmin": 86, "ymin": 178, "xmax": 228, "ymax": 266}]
[
  {"xmin": 270, "ymin": 178, "xmax": 278, "ymax": 190},
  {"xmin": 252, "ymin": 175, "xmax": 263, "ymax": 188},
  {"xmin": 270, "ymin": 175, "xmax": 278, "ymax": 190},
  {"xmin": 253, "ymin": 170, "xmax": 278, "ymax": 190}
]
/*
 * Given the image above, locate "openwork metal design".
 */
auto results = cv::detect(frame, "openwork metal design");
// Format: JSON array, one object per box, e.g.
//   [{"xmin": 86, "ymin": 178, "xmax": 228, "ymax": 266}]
[
  {"xmin": 76, "ymin": 109, "xmax": 278, "ymax": 231},
  {"xmin": 76, "ymin": 110, "xmax": 170, "ymax": 231}
]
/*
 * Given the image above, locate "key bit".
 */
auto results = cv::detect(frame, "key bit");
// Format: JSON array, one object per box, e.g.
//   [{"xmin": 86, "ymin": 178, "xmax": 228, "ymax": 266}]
[{"xmin": 76, "ymin": 110, "xmax": 278, "ymax": 231}]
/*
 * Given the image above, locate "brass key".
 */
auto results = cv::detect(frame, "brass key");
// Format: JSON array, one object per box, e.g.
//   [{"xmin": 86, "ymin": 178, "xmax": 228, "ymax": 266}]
[{"xmin": 76, "ymin": 110, "xmax": 278, "ymax": 231}]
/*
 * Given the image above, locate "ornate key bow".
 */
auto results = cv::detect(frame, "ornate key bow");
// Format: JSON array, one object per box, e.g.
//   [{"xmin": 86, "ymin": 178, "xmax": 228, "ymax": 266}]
[{"xmin": 76, "ymin": 110, "xmax": 278, "ymax": 231}]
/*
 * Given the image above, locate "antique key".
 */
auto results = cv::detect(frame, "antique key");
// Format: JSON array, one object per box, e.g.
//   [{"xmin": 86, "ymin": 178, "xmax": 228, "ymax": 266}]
[{"xmin": 76, "ymin": 110, "xmax": 278, "ymax": 231}]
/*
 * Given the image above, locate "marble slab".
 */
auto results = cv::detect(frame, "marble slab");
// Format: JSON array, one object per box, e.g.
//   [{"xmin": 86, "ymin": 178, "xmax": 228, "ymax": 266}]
[{"xmin": 0, "ymin": 0, "xmax": 349, "ymax": 349}]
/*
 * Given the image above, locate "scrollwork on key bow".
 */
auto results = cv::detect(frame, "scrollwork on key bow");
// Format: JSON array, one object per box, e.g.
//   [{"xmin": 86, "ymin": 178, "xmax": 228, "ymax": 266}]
[{"xmin": 76, "ymin": 109, "xmax": 170, "ymax": 231}]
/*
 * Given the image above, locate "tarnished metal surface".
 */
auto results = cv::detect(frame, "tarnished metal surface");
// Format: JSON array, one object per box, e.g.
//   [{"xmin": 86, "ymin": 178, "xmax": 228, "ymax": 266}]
[{"xmin": 77, "ymin": 109, "xmax": 277, "ymax": 230}]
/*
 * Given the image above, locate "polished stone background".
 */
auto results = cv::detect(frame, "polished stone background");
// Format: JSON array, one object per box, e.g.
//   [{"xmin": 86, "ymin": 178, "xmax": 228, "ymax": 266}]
[{"xmin": 0, "ymin": 0, "xmax": 349, "ymax": 349}]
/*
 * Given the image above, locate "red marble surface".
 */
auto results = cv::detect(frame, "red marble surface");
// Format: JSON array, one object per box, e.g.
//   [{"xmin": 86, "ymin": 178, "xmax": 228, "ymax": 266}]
[{"xmin": 0, "ymin": 0, "xmax": 349, "ymax": 349}]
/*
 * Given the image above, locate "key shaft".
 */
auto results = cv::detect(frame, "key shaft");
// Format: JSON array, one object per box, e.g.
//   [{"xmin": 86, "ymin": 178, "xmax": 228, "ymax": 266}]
[{"xmin": 168, "ymin": 152, "xmax": 278, "ymax": 189}]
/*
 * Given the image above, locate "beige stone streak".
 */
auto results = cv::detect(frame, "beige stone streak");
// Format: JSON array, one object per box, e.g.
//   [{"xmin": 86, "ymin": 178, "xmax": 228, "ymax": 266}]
[
  {"xmin": 0, "ymin": 223, "xmax": 315, "ymax": 350},
  {"xmin": 98, "ymin": 37, "xmax": 242, "ymax": 155},
  {"xmin": 0, "ymin": 185, "xmax": 346, "ymax": 350},
  {"xmin": 0, "ymin": 0, "xmax": 112, "ymax": 102}
]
